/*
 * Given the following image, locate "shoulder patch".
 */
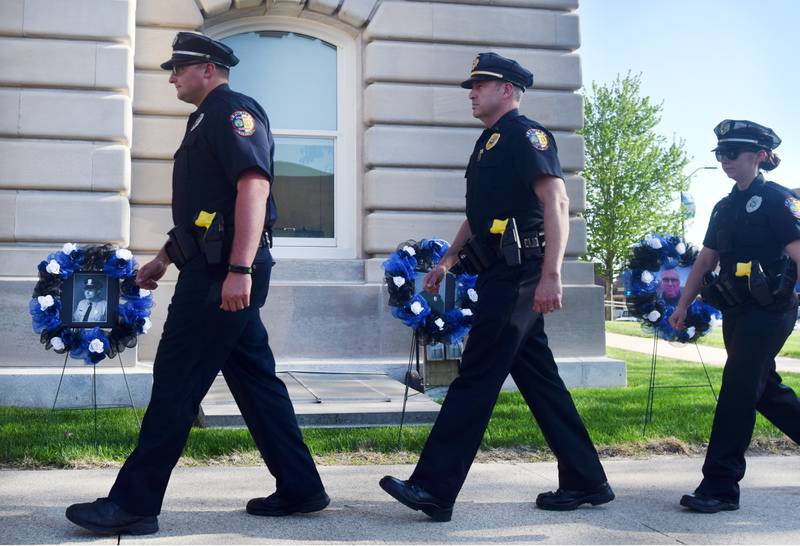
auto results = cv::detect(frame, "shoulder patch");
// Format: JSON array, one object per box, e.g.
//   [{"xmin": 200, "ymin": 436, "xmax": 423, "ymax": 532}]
[
  {"xmin": 525, "ymin": 128, "xmax": 550, "ymax": 151},
  {"xmin": 229, "ymin": 110, "xmax": 256, "ymax": 137},
  {"xmin": 785, "ymin": 197, "xmax": 800, "ymax": 219}
]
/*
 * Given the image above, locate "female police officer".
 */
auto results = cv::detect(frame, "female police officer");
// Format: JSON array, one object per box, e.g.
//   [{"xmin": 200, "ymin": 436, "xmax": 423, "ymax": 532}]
[{"xmin": 669, "ymin": 120, "xmax": 800, "ymax": 513}]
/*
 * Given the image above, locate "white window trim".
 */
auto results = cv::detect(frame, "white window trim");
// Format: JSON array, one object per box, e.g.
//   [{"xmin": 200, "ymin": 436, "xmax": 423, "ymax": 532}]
[{"xmin": 207, "ymin": 16, "xmax": 358, "ymax": 259}]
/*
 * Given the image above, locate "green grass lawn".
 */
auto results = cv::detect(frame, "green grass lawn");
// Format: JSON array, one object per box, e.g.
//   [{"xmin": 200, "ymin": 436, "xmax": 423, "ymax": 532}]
[
  {"xmin": 2, "ymin": 347, "xmax": 799, "ymax": 468},
  {"xmin": 606, "ymin": 320, "xmax": 800, "ymax": 359}
]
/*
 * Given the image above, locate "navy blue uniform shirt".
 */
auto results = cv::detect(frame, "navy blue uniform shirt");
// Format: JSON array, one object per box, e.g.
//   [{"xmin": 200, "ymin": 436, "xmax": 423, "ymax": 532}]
[
  {"xmin": 172, "ymin": 83, "xmax": 276, "ymax": 231},
  {"xmin": 703, "ymin": 174, "xmax": 800, "ymax": 275},
  {"xmin": 465, "ymin": 109, "xmax": 563, "ymax": 239}
]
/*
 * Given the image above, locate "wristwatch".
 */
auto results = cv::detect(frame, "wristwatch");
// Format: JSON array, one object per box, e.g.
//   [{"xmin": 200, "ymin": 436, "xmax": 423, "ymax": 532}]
[{"xmin": 228, "ymin": 264, "xmax": 254, "ymax": 274}]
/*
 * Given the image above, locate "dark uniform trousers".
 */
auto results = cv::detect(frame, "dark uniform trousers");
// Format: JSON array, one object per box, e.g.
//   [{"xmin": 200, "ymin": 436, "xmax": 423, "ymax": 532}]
[
  {"xmin": 410, "ymin": 258, "xmax": 607, "ymax": 504},
  {"xmin": 697, "ymin": 302, "xmax": 800, "ymax": 502},
  {"xmin": 108, "ymin": 248, "xmax": 324, "ymax": 516}
]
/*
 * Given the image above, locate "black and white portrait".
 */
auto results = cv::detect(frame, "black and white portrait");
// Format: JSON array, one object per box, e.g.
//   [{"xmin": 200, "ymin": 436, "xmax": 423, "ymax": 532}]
[{"xmin": 72, "ymin": 274, "xmax": 108, "ymax": 323}]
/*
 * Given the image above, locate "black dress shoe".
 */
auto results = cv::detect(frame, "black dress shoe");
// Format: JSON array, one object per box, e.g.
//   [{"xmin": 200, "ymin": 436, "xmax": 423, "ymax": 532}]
[
  {"xmin": 536, "ymin": 482, "xmax": 615, "ymax": 511},
  {"xmin": 680, "ymin": 493, "xmax": 739, "ymax": 513},
  {"xmin": 65, "ymin": 498, "xmax": 158, "ymax": 535},
  {"xmin": 379, "ymin": 476, "xmax": 453, "ymax": 522},
  {"xmin": 247, "ymin": 490, "xmax": 330, "ymax": 517}
]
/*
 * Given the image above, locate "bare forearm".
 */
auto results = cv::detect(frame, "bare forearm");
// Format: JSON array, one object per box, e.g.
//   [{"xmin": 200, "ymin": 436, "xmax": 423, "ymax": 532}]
[
  {"xmin": 537, "ymin": 178, "xmax": 569, "ymax": 277},
  {"xmin": 785, "ymin": 240, "xmax": 800, "ymax": 277},
  {"xmin": 439, "ymin": 220, "xmax": 472, "ymax": 271},
  {"xmin": 229, "ymin": 170, "xmax": 270, "ymax": 267},
  {"xmin": 676, "ymin": 247, "xmax": 719, "ymax": 308}
]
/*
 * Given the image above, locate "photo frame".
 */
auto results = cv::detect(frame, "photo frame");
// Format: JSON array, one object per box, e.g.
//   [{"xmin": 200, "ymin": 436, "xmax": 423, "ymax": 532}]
[
  {"xmin": 60, "ymin": 272, "xmax": 119, "ymax": 329},
  {"xmin": 413, "ymin": 271, "xmax": 457, "ymax": 314}
]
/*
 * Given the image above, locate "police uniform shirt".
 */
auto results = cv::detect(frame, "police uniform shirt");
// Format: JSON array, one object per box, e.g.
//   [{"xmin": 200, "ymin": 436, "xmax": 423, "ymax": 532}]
[
  {"xmin": 703, "ymin": 174, "xmax": 800, "ymax": 274},
  {"xmin": 465, "ymin": 109, "xmax": 564, "ymax": 238},
  {"xmin": 73, "ymin": 298, "xmax": 107, "ymax": 322},
  {"xmin": 172, "ymin": 84, "xmax": 276, "ymax": 230}
]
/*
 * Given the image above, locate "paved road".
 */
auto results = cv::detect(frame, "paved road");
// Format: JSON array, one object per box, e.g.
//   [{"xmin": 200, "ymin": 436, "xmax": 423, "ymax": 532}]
[
  {"xmin": 2, "ymin": 455, "xmax": 800, "ymax": 544},
  {"xmin": 606, "ymin": 332, "xmax": 800, "ymax": 373}
]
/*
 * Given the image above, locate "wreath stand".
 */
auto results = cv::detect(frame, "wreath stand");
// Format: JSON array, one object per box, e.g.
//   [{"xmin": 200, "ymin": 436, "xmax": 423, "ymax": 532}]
[
  {"xmin": 398, "ymin": 331, "xmax": 424, "ymax": 447},
  {"xmin": 642, "ymin": 331, "xmax": 718, "ymax": 434},
  {"xmin": 48, "ymin": 351, "xmax": 141, "ymax": 447}
]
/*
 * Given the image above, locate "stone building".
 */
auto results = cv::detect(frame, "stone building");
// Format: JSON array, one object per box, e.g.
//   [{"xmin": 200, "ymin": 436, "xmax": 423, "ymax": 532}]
[{"xmin": 0, "ymin": 0, "xmax": 624, "ymax": 406}]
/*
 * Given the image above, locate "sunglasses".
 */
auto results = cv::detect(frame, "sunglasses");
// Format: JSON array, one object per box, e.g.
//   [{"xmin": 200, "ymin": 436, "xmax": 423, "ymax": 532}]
[
  {"xmin": 714, "ymin": 147, "xmax": 761, "ymax": 161},
  {"xmin": 171, "ymin": 62, "xmax": 207, "ymax": 76}
]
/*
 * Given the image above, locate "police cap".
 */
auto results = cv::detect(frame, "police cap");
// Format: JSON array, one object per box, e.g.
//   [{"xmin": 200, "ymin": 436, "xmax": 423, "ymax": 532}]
[
  {"xmin": 83, "ymin": 278, "xmax": 103, "ymax": 290},
  {"xmin": 160, "ymin": 32, "xmax": 239, "ymax": 71},
  {"xmin": 712, "ymin": 119, "xmax": 781, "ymax": 151},
  {"xmin": 460, "ymin": 52, "xmax": 534, "ymax": 91}
]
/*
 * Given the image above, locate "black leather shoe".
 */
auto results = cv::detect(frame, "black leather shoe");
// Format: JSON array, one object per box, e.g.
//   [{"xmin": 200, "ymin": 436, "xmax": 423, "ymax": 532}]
[
  {"xmin": 65, "ymin": 498, "xmax": 158, "ymax": 535},
  {"xmin": 247, "ymin": 490, "xmax": 330, "ymax": 517},
  {"xmin": 379, "ymin": 476, "xmax": 453, "ymax": 522},
  {"xmin": 680, "ymin": 493, "xmax": 739, "ymax": 513},
  {"xmin": 536, "ymin": 482, "xmax": 615, "ymax": 511}
]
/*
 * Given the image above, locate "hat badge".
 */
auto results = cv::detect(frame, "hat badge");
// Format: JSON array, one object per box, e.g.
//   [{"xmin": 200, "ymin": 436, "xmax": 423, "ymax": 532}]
[
  {"xmin": 471, "ymin": 55, "xmax": 480, "ymax": 71},
  {"xmin": 719, "ymin": 121, "xmax": 731, "ymax": 135}
]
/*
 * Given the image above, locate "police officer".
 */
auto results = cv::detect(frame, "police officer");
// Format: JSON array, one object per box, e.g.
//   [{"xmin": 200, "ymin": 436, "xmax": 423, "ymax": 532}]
[
  {"xmin": 72, "ymin": 278, "xmax": 107, "ymax": 323},
  {"xmin": 66, "ymin": 32, "xmax": 328, "ymax": 535},
  {"xmin": 379, "ymin": 53, "xmax": 614, "ymax": 522},
  {"xmin": 670, "ymin": 120, "xmax": 800, "ymax": 513}
]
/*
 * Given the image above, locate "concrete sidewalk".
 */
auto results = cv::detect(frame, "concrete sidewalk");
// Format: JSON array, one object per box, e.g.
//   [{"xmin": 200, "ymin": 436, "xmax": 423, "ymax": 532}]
[
  {"xmin": 2, "ymin": 455, "xmax": 800, "ymax": 544},
  {"xmin": 606, "ymin": 332, "xmax": 800, "ymax": 373}
]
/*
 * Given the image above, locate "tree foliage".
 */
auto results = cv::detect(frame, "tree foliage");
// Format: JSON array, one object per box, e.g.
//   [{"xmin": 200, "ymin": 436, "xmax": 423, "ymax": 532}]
[{"xmin": 580, "ymin": 73, "xmax": 689, "ymax": 299}]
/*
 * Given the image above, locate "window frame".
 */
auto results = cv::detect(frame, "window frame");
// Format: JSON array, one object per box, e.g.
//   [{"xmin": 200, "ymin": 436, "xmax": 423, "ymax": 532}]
[{"xmin": 208, "ymin": 16, "xmax": 358, "ymax": 259}]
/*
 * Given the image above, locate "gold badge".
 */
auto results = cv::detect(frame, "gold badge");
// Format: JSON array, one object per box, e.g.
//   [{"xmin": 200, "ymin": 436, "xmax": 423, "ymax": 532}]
[
  {"xmin": 471, "ymin": 55, "xmax": 480, "ymax": 71},
  {"xmin": 485, "ymin": 133, "xmax": 500, "ymax": 150}
]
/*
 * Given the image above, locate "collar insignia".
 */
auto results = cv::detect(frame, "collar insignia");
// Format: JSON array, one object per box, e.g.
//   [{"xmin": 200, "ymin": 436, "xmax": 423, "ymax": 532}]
[{"xmin": 190, "ymin": 112, "xmax": 204, "ymax": 132}]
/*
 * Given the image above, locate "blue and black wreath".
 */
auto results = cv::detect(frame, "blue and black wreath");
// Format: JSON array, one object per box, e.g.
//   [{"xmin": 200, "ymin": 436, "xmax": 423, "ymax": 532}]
[
  {"xmin": 29, "ymin": 243, "xmax": 154, "ymax": 364},
  {"xmin": 621, "ymin": 234, "xmax": 720, "ymax": 343},
  {"xmin": 384, "ymin": 239, "xmax": 478, "ymax": 345}
]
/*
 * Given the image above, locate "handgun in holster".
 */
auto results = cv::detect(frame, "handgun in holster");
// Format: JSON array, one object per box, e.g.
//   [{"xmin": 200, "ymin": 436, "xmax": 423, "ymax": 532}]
[
  {"xmin": 499, "ymin": 218, "xmax": 522, "ymax": 267},
  {"xmin": 736, "ymin": 260, "xmax": 774, "ymax": 306},
  {"xmin": 165, "ymin": 224, "xmax": 201, "ymax": 270},
  {"xmin": 195, "ymin": 211, "xmax": 224, "ymax": 265},
  {"xmin": 769, "ymin": 256, "xmax": 798, "ymax": 302}
]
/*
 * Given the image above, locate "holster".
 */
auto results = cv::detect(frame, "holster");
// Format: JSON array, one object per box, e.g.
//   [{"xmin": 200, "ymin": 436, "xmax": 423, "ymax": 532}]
[
  {"xmin": 458, "ymin": 236, "xmax": 495, "ymax": 275},
  {"xmin": 202, "ymin": 213, "xmax": 225, "ymax": 265},
  {"xmin": 165, "ymin": 224, "xmax": 201, "ymax": 270},
  {"xmin": 500, "ymin": 218, "xmax": 522, "ymax": 267},
  {"xmin": 700, "ymin": 271, "xmax": 746, "ymax": 310},
  {"xmin": 746, "ymin": 260, "xmax": 774, "ymax": 306}
]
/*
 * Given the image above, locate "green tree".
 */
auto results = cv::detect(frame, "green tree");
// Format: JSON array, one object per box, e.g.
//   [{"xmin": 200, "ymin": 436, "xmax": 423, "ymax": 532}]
[{"xmin": 580, "ymin": 73, "xmax": 690, "ymax": 308}]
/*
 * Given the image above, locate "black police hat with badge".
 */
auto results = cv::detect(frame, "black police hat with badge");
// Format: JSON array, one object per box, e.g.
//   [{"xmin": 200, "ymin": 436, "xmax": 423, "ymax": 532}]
[
  {"xmin": 461, "ymin": 52, "xmax": 534, "ymax": 91},
  {"xmin": 160, "ymin": 31, "xmax": 239, "ymax": 71},
  {"xmin": 712, "ymin": 119, "xmax": 781, "ymax": 170}
]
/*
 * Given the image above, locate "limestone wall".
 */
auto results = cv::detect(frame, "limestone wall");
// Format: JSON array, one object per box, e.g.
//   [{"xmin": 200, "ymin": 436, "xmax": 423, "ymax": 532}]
[{"xmin": 0, "ymin": 0, "xmax": 133, "ymax": 252}]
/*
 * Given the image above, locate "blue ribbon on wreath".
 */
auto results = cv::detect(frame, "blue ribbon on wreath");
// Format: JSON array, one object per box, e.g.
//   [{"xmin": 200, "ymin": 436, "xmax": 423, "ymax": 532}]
[
  {"xmin": 29, "ymin": 243, "xmax": 154, "ymax": 365},
  {"xmin": 384, "ymin": 239, "xmax": 478, "ymax": 345},
  {"xmin": 622, "ymin": 234, "xmax": 720, "ymax": 342}
]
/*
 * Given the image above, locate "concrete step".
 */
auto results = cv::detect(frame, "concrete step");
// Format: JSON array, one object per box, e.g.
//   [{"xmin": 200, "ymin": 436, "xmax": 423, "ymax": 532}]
[{"xmin": 200, "ymin": 371, "xmax": 442, "ymax": 429}]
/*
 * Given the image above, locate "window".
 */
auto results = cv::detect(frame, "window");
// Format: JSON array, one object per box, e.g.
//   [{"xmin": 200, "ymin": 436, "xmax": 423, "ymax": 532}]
[{"xmin": 213, "ymin": 18, "xmax": 356, "ymax": 258}]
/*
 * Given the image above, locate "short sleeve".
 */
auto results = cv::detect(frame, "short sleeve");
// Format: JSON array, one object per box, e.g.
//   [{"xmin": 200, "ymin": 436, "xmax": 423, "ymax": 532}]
[
  {"xmin": 768, "ymin": 193, "xmax": 800, "ymax": 247},
  {"xmin": 511, "ymin": 127, "xmax": 564, "ymax": 184},
  {"xmin": 211, "ymin": 107, "xmax": 273, "ymax": 184}
]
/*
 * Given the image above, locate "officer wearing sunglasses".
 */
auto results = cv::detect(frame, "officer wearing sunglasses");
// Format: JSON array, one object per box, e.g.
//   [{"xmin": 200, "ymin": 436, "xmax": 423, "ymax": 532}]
[{"xmin": 669, "ymin": 119, "xmax": 800, "ymax": 513}]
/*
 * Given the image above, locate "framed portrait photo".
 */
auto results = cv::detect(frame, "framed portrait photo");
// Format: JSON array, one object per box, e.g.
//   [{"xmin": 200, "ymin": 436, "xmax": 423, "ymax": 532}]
[{"xmin": 60, "ymin": 272, "xmax": 119, "ymax": 329}]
